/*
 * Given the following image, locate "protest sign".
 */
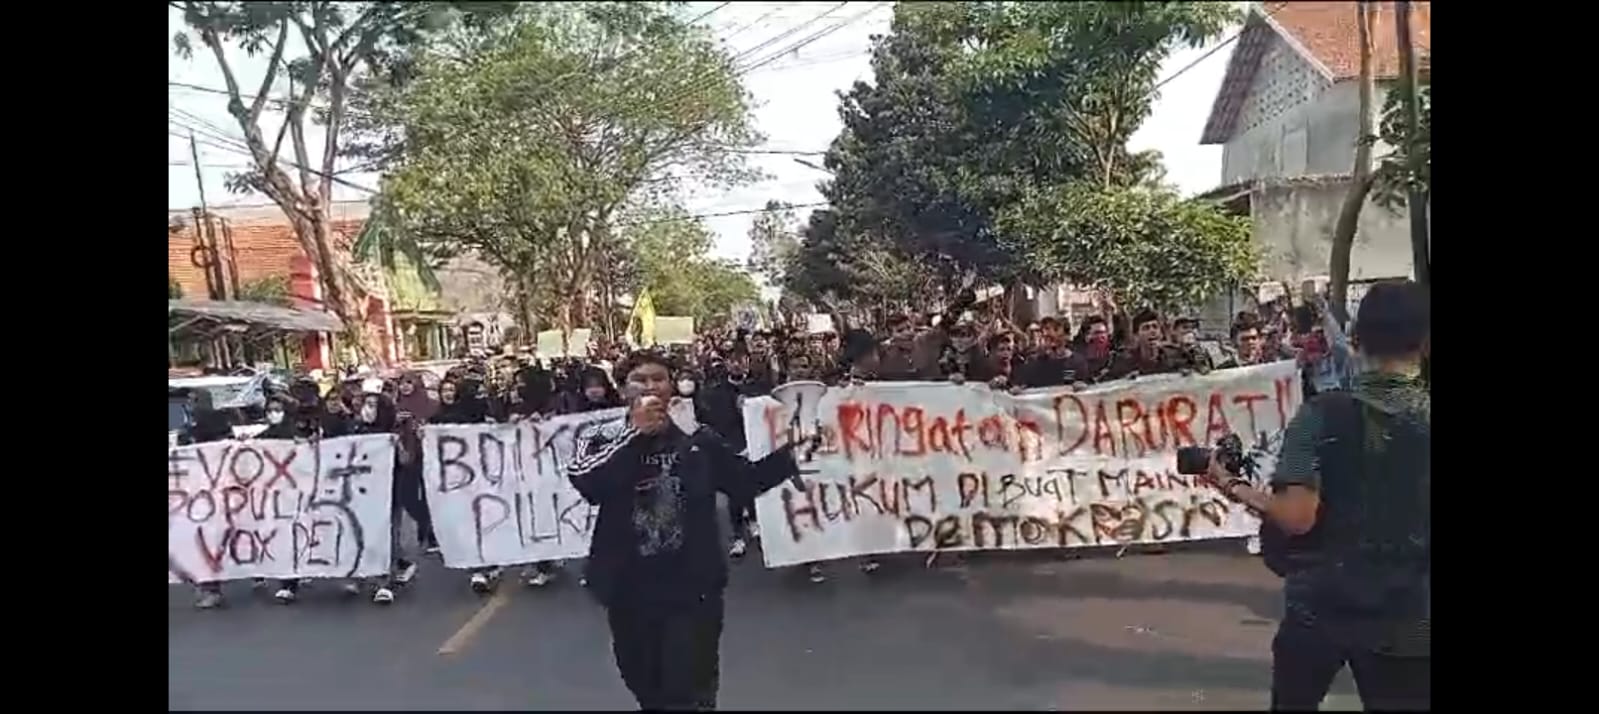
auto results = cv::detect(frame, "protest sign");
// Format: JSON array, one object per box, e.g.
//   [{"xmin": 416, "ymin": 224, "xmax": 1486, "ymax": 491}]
[
  {"xmin": 805, "ymin": 314, "xmax": 835, "ymax": 335},
  {"xmin": 422, "ymin": 400, "xmax": 695, "ymax": 569},
  {"xmin": 167, "ymin": 434, "xmax": 397, "ymax": 583},
  {"xmin": 536, "ymin": 328, "xmax": 593, "ymax": 357},
  {"xmin": 742, "ymin": 361, "xmax": 1300, "ymax": 567},
  {"xmin": 655, "ymin": 316, "xmax": 695, "ymax": 345}
]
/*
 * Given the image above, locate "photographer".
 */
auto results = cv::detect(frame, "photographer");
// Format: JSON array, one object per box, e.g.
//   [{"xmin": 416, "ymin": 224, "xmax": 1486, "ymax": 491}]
[{"xmin": 1202, "ymin": 280, "xmax": 1429, "ymax": 710}]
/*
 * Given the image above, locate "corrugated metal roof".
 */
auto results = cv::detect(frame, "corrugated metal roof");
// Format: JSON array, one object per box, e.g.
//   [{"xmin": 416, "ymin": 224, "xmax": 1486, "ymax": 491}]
[{"xmin": 168, "ymin": 299, "xmax": 343, "ymax": 333}]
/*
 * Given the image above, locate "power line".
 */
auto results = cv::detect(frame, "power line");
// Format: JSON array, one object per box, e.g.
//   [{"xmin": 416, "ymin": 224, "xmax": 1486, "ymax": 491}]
[
  {"xmin": 687, "ymin": 2, "xmax": 732, "ymax": 25},
  {"xmin": 1145, "ymin": 3, "xmax": 1285, "ymax": 101},
  {"xmin": 737, "ymin": 2, "xmax": 882, "ymax": 75},
  {"xmin": 619, "ymin": 201, "xmax": 828, "ymax": 227},
  {"xmin": 167, "ymin": 126, "xmax": 380, "ymax": 195}
]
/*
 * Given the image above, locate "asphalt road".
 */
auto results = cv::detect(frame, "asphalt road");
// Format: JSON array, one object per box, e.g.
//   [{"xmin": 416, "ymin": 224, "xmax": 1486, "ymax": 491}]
[{"xmin": 168, "ymin": 542, "xmax": 1358, "ymax": 711}]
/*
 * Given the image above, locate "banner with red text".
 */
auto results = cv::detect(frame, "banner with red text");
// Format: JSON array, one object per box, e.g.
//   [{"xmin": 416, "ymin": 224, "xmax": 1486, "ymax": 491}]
[
  {"xmin": 742, "ymin": 361, "xmax": 1300, "ymax": 568},
  {"xmin": 167, "ymin": 434, "xmax": 397, "ymax": 583},
  {"xmin": 421, "ymin": 400, "xmax": 695, "ymax": 569}
]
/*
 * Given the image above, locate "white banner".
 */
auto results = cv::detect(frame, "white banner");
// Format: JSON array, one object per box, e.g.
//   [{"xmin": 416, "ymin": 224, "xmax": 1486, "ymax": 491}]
[
  {"xmin": 167, "ymin": 434, "xmax": 397, "ymax": 583},
  {"xmin": 422, "ymin": 401, "xmax": 695, "ymax": 569},
  {"xmin": 743, "ymin": 361, "xmax": 1302, "ymax": 567}
]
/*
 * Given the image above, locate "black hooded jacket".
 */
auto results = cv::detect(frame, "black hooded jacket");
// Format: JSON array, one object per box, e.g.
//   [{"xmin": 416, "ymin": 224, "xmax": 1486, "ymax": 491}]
[{"xmin": 567, "ymin": 422, "xmax": 800, "ymax": 609}]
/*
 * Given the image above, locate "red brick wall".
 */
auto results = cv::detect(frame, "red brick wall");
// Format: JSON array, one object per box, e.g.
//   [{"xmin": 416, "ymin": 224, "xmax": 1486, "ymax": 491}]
[{"xmin": 167, "ymin": 218, "xmax": 365, "ymax": 302}]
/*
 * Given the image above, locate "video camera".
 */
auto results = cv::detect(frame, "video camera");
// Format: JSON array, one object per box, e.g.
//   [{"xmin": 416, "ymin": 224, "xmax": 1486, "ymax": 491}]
[{"xmin": 1174, "ymin": 433, "xmax": 1259, "ymax": 480}]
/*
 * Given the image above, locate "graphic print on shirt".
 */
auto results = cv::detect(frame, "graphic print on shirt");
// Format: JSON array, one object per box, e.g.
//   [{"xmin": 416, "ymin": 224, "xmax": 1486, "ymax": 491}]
[{"xmin": 633, "ymin": 449, "xmax": 685, "ymax": 556}]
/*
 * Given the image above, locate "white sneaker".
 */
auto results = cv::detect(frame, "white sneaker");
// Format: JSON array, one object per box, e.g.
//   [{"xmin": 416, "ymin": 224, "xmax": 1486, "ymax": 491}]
[
  {"xmin": 394, "ymin": 561, "xmax": 419, "ymax": 585},
  {"xmin": 195, "ymin": 590, "xmax": 224, "ymax": 610},
  {"xmin": 469, "ymin": 572, "xmax": 492, "ymax": 594},
  {"xmin": 251, "ymin": 578, "xmax": 270, "ymax": 590},
  {"xmin": 425, "ymin": 544, "xmax": 442, "ymax": 556},
  {"xmin": 729, "ymin": 538, "xmax": 747, "ymax": 558},
  {"xmin": 341, "ymin": 582, "xmax": 362, "ymax": 597},
  {"xmin": 807, "ymin": 564, "xmax": 827, "ymax": 584},
  {"xmin": 525, "ymin": 570, "xmax": 552, "ymax": 587},
  {"xmin": 748, "ymin": 523, "xmax": 761, "ymax": 540},
  {"xmin": 372, "ymin": 587, "xmax": 395, "ymax": 605},
  {"xmin": 1246, "ymin": 534, "xmax": 1262, "ymax": 555},
  {"xmin": 860, "ymin": 559, "xmax": 881, "ymax": 574}
]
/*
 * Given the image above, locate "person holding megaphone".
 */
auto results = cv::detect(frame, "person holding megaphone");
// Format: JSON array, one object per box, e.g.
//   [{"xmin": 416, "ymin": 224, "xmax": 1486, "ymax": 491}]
[{"xmin": 567, "ymin": 350, "xmax": 817, "ymax": 711}]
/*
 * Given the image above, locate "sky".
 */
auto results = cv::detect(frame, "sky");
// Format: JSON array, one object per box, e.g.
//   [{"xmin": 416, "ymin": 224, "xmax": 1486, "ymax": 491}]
[{"xmin": 167, "ymin": 2, "xmax": 1235, "ymax": 264}]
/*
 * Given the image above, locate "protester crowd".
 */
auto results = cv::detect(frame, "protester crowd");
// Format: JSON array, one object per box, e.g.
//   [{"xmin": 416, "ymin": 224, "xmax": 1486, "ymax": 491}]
[{"xmin": 173, "ymin": 287, "xmax": 1355, "ymax": 609}]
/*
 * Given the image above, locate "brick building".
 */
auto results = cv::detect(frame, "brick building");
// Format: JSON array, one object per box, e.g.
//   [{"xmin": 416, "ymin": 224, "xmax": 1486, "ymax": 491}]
[{"xmin": 167, "ymin": 201, "xmax": 402, "ymax": 370}]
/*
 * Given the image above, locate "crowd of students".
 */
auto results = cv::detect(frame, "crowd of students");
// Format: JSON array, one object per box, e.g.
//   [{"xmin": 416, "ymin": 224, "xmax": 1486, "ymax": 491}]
[{"xmin": 175, "ymin": 288, "xmax": 1353, "ymax": 608}]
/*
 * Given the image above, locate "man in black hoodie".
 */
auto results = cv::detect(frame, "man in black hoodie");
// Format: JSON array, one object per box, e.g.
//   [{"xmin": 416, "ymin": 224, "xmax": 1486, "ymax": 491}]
[{"xmin": 568, "ymin": 351, "xmax": 807, "ymax": 711}]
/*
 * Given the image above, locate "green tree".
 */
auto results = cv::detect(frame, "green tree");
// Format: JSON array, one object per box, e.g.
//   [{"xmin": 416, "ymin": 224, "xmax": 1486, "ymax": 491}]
[
  {"xmin": 171, "ymin": 2, "xmax": 504, "ymax": 358},
  {"xmin": 818, "ymin": 1, "xmax": 1236, "ymax": 305},
  {"xmin": 1368, "ymin": 77, "xmax": 1430, "ymax": 210},
  {"xmin": 745, "ymin": 200, "xmax": 800, "ymax": 287},
  {"xmin": 624, "ymin": 207, "xmax": 760, "ymax": 325},
  {"xmin": 355, "ymin": 2, "xmax": 760, "ymax": 334},
  {"xmin": 998, "ymin": 183, "xmax": 1257, "ymax": 314},
  {"xmin": 237, "ymin": 275, "xmax": 295, "ymax": 306}
]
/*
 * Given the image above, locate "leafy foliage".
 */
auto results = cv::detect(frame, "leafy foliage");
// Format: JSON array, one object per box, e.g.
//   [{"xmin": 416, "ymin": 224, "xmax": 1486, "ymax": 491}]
[
  {"xmin": 352, "ymin": 194, "xmax": 442, "ymax": 291},
  {"xmin": 745, "ymin": 201, "xmax": 800, "ymax": 287},
  {"xmin": 622, "ymin": 207, "xmax": 760, "ymax": 324},
  {"xmin": 236, "ymin": 275, "xmax": 295, "ymax": 306},
  {"xmin": 998, "ymin": 184, "xmax": 1257, "ymax": 313},
  {"xmin": 353, "ymin": 2, "xmax": 761, "ymax": 331},
  {"xmin": 172, "ymin": 2, "xmax": 509, "ymax": 358},
  {"xmin": 807, "ymin": 1, "xmax": 1237, "ymax": 306},
  {"xmin": 1367, "ymin": 78, "xmax": 1430, "ymax": 210}
]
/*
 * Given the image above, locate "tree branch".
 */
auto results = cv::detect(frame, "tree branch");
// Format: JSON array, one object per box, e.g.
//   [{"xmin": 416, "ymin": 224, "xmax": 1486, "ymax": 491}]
[{"xmin": 247, "ymin": 20, "xmax": 291, "ymax": 126}]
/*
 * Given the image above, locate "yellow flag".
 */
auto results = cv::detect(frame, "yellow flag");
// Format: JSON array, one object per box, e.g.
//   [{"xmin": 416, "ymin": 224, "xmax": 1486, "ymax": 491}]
[{"xmin": 630, "ymin": 289, "xmax": 657, "ymax": 347}]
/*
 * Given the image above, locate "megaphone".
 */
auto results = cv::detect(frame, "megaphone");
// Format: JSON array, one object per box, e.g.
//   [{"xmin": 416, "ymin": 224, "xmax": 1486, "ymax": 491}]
[{"xmin": 769, "ymin": 380, "xmax": 829, "ymax": 491}]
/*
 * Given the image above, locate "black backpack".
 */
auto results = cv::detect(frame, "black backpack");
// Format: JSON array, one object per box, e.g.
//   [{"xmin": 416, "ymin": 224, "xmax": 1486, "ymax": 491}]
[{"xmin": 1257, "ymin": 393, "xmax": 1358, "ymax": 577}]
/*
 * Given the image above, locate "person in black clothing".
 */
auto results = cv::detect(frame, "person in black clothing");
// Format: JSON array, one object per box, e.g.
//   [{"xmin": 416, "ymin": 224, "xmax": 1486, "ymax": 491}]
[
  {"xmin": 347, "ymin": 389, "xmax": 419, "ymax": 605},
  {"xmin": 561, "ymin": 366, "xmax": 623, "ymax": 414},
  {"xmin": 981, "ymin": 332, "xmax": 1023, "ymax": 391},
  {"xmin": 1203, "ymin": 280, "xmax": 1429, "ymax": 710},
  {"xmin": 256, "ymin": 393, "xmax": 318, "ymax": 604},
  {"xmin": 1102, "ymin": 309, "xmax": 1194, "ymax": 380},
  {"xmin": 1019, "ymin": 316, "xmax": 1089, "ymax": 388},
  {"xmin": 568, "ymin": 351, "xmax": 808, "ymax": 711},
  {"xmin": 937, "ymin": 321, "xmax": 987, "ymax": 383},
  {"xmin": 695, "ymin": 347, "xmax": 771, "ymax": 560}
]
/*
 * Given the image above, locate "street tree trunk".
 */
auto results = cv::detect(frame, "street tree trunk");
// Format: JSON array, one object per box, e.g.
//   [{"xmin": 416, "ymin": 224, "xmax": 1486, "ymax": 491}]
[{"xmin": 1328, "ymin": 1, "xmax": 1377, "ymax": 328}]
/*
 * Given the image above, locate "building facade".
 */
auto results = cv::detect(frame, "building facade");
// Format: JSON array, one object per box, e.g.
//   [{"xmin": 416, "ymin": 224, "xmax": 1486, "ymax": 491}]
[{"xmin": 1199, "ymin": 1, "xmax": 1430, "ymax": 285}]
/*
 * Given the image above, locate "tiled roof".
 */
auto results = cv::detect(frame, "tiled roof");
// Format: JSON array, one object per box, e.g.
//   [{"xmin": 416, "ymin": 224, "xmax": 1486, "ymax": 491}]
[
  {"xmin": 1200, "ymin": 2, "xmax": 1430, "ymax": 145},
  {"xmin": 1273, "ymin": 1, "xmax": 1430, "ymax": 81}
]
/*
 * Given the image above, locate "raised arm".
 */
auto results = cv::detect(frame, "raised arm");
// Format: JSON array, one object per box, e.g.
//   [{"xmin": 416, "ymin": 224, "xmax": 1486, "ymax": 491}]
[
  {"xmin": 702, "ymin": 429, "xmax": 801, "ymax": 506},
  {"xmin": 566, "ymin": 423, "xmax": 643, "ymax": 505}
]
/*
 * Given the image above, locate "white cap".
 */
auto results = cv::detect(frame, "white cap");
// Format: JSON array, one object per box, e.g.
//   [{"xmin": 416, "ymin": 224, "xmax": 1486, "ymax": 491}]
[{"xmin": 361, "ymin": 378, "xmax": 385, "ymax": 395}]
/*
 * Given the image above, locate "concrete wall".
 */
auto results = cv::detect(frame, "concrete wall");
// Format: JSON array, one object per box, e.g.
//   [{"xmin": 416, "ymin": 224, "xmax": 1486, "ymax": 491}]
[
  {"xmin": 1250, "ymin": 181, "xmax": 1413, "ymax": 283},
  {"xmin": 1218, "ymin": 34, "xmax": 1395, "ymax": 185}
]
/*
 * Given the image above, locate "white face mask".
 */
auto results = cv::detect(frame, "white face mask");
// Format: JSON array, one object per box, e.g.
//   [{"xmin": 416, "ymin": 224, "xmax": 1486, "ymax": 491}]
[
  {"xmin": 266, "ymin": 410, "xmax": 285, "ymax": 425},
  {"xmin": 360, "ymin": 405, "xmax": 378, "ymax": 424},
  {"xmin": 677, "ymin": 379, "xmax": 696, "ymax": 396}
]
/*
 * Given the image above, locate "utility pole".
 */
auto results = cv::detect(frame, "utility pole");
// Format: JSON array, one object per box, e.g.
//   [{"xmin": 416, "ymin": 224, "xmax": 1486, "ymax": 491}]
[
  {"xmin": 188, "ymin": 132, "xmax": 228, "ymax": 300},
  {"xmin": 1394, "ymin": 1, "xmax": 1430, "ymax": 287}
]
